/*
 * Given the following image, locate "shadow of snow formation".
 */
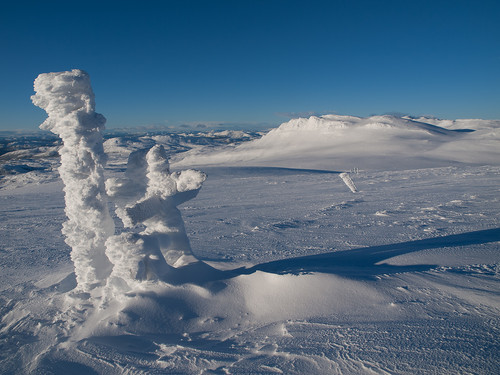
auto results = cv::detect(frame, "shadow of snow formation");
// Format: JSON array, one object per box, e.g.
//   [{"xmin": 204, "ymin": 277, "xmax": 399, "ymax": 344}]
[
  {"xmin": 198, "ymin": 166, "xmax": 341, "ymax": 177},
  {"xmin": 168, "ymin": 227, "xmax": 500, "ymax": 284}
]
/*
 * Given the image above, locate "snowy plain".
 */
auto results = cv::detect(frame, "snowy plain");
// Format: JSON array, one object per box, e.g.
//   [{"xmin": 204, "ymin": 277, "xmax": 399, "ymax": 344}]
[{"xmin": 1, "ymin": 109, "xmax": 500, "ymax": 374}]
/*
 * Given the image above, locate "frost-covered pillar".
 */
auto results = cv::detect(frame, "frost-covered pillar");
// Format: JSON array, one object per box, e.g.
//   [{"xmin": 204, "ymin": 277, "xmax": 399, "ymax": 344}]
[
  {"xmin": 108, "ymin": 145, "xmax": 206, "ymax": 272},
  {"xmin": 32, "ymin": 69, "xmax": 114, "ymax": 292},
  {"xmin": 141, "ymin": 145, "xmax": 206, "ymax": 267}
]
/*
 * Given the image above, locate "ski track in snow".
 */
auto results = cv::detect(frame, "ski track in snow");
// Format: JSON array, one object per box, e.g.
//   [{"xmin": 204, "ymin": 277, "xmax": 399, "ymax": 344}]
[{"xmin": 1, "ymin": 116, "xmax": 500, "ymax": 374}]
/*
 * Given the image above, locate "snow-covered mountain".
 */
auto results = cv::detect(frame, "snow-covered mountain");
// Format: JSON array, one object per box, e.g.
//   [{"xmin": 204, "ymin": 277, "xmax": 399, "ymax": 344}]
[{"xmin": 175, "ymin": 114, "xmax": 500, "ymax": 170}]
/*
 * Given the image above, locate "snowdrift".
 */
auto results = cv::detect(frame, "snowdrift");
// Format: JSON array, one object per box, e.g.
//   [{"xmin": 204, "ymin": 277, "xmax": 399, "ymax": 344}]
[{"xmin": 175, "ymin": 114, "xmax": 500, "ymax": 171}]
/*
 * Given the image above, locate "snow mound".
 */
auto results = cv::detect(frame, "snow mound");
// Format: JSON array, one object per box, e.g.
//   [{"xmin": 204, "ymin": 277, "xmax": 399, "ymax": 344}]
[{"xmin": 175, "ymin": 115, "xmax": 500, "ymax": 171}]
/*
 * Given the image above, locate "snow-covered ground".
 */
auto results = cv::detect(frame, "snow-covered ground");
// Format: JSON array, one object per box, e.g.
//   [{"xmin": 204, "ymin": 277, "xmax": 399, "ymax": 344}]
[{"xmin": 1, "ymin": 113, "xmax": 500, "ymax": 374}]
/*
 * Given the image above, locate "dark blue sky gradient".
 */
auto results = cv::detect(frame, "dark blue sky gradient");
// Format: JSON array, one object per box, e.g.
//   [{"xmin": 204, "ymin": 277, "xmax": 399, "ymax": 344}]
[{"xmin": 1, "ymin": 0, "xmax": 499, "ymax": 130}]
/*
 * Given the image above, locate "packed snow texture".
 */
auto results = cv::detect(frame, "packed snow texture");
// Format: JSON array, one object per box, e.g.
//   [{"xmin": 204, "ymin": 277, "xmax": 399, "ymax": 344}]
[{"xmin": 0, "ymin": 71, "xmax": 498, "ymax": 374}]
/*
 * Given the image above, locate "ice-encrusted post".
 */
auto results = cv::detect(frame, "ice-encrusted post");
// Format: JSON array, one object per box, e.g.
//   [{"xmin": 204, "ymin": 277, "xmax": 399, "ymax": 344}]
[
  {"xmin": 339, "ymin": 172, "xmax": 358, "ymax": 193},
  {"xmin": 31, "ymin": 69, "xmax": 114, "ymax": 292}
]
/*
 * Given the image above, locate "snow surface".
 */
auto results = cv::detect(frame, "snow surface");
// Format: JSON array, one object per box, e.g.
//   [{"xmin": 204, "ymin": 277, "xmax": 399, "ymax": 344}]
[{"xmin": 0, "ymin": 74, "xmax": 499, "ymax": 374}]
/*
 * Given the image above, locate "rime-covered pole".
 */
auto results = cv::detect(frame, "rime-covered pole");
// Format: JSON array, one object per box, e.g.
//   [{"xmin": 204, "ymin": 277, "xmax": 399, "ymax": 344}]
[
  {"xmin": 339, "ymin": 172, "xmax": 358, "ymax": 193},
  {"xmin": 32, "ymin": 69, "xmax": 114, "ymax": 292}
]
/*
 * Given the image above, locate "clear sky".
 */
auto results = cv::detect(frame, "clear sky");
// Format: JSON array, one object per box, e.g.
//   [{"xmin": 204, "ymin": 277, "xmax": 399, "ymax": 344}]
[{"xmin": 1, "ymin": 0, "xmax": 499, "ymax": 131}]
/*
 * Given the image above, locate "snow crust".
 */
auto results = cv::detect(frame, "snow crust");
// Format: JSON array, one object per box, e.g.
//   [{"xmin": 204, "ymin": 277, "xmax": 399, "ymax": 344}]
[{"xmin": 2, "ymin": 162, "xmax": 499, "ymax": 374}]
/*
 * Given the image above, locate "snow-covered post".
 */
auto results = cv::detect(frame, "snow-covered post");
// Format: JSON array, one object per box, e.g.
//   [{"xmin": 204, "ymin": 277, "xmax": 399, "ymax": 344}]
[
  {"xmin": 32, "ymin": 69, "xmax": 114, "ymax": 293},
  {"xmin": 340, "ymin": 172, "xmax": 358, "ymax": 193}
]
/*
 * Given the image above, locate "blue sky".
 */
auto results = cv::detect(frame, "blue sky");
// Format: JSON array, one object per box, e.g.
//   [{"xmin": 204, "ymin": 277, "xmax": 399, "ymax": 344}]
[{"xmin": 1, "ymin": 0, "xmax": 499, "ymax": 130}]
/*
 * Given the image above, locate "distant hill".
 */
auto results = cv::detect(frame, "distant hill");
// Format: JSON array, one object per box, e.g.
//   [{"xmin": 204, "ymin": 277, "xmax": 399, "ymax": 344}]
[{"xmin": 175, "ymin": 115, "xmax": 500, "ymax": 171}]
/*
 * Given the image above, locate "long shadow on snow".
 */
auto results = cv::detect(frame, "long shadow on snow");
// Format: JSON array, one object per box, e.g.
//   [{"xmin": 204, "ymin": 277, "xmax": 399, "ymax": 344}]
[
  {"xmin": 199, "ymin": 166, "xmax": 341, "ymax": 177},
  {"xmin": 171, "ymin": 227, "xmax": 500, "ymax": 284}
]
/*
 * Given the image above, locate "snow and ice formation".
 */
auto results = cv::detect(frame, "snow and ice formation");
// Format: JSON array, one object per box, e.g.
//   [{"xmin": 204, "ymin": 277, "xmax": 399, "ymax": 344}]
[
  {"xmin": 31, "ymin": 70, "xmax": 206, "ymax": 295},
  {"xmin": 31, "ymin": 69, "xmax": 114, "ymax": 292},
  {"xmin": 105, "ymin": 145, "xmax": 206, "ymax": 292}
]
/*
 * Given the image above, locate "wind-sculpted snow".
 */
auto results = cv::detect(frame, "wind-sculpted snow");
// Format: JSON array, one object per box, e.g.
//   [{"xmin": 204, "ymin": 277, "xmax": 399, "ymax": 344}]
[
  {"xmin": 106, "ymin": 145, "xmax": 206, "ymax": 293},
  {"xmin": 31, "ymin": 69, "xmax": 114, "ymax": 292},
  {"xmin": 31, "ymin": 70, "xmax": 207, "ymax": 298}
]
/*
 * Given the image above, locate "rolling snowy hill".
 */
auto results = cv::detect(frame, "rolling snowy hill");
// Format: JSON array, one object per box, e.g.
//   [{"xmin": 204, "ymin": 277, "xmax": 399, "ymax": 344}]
[{"xmin": 175, "ymin": 114, "xmax": 500, "ymax": 171}]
